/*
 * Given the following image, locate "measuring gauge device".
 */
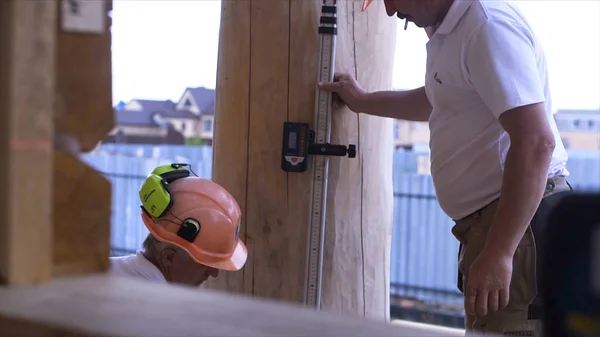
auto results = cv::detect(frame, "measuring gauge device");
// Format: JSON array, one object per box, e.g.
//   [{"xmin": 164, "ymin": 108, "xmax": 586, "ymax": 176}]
[
  {"xmin": 281, "ymin": 122, "xmax": 311, "ymax": 173},
  {"xmin": 279, "ymin": 0, "xmax": 359, "ymax": 311},
  {"xmin": 281, "ymin": 121, "xmax": 356, "ymax": 173}
]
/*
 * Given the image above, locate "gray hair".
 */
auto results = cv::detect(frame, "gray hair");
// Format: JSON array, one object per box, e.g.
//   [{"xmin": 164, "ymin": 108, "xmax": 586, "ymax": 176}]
[{"xmin": 142, "ymin": 233, "xmax": 189, "ymax": 260}]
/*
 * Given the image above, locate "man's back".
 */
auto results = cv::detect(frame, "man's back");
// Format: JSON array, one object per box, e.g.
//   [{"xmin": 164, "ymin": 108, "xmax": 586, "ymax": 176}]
[
  {"xmin": 424, "ymin": 0, "xmax": 568, "ymax": 220},
  {"xmin": 109, "ymin": 251, "xmax": 167, "ymax": 283}
]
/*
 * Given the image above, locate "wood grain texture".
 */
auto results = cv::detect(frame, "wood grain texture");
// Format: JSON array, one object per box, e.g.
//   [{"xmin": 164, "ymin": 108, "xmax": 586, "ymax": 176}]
[
  {"xmin": 208, "ymin": 0, "xmax": 397, "ymax": 319},
  {"xmin": 245, "ymin": 0, "xmax": 292, "ymax": 300},
  {"xmin": 51, "ymin": 0, "xmax": 114, "ymax": 277},
  {"xmin": 0, "ymin": 0, "xmax": 57, "ymax": 285},
  {"xmin": 205, "ymin": 0, "xmax": 251, "ymax": 295},
  {"xmin": 55, "ymin": 0, "xmax": 114, "ymax": 152},
  {"xmin": 287, "ymin": 0, "xmax": 320, "ymax": 303},
  {"xmin": 0, "ymin": 275, "xmax": 469, "ymax": 337},
  {"xmin": 353, "ymin": 1, "xmax": 397, "ymax": 320},
  {"xmin": 52, "ymin": 150, "xmax": 111, "ymax": 277}
]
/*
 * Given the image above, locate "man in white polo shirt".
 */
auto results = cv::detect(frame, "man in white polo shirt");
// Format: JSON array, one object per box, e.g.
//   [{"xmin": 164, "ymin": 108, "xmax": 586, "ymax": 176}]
[{"xmin": 319, "ymin": 0, "xmax": 573, "ymax": 335}]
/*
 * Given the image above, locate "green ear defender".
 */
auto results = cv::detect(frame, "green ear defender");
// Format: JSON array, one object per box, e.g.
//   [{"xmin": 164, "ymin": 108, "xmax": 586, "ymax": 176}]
[
  {"xmin": 139, "ymin": 163, "xmax": 202, "ymax": 242},
  {"xmin": 139, "ymin": 163, "xmax": 191, "ymax": 218}
]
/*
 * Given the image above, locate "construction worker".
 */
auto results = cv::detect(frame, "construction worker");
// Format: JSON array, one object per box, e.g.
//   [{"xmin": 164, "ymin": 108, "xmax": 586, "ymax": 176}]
[
  {"xmin": 110, "ymin": 163, "xmax": 247, "ymax": 286},
  {"xmin": 320, "ymin": 0, "xmax": 573, "ymax": 335}
]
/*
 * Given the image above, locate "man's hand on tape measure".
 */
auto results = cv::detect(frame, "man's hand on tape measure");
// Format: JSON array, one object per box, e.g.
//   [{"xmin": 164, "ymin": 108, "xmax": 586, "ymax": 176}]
[{"xmin": 318, "ymin": 72, "xmax": 367, "ymax": 113}]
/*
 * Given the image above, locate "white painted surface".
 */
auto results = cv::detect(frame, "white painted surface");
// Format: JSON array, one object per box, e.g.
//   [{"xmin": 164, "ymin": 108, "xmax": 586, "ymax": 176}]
[{"xmin": 62, "ymin": 0, "xmax": 105, "ymax": 34}]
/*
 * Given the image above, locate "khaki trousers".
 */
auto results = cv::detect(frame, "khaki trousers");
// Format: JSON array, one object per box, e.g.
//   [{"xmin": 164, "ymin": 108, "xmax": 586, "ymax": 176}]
[{"xmin": 452, "ymin": 176, "xmax": 573, "ymax": 336}]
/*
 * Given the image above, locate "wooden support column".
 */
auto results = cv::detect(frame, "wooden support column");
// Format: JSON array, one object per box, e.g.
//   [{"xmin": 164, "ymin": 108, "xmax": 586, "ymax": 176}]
[
  {"xmin": 0, "ymin": 0, "xmax": 57, "ymax": 285},
  {"xmin": 52, "ymin": 0, "xmax": 114, "ymax": 277},
  {"xmin": 0, "ymin": 0, "xmax": 114, "ymax": 285},
  {"xmin": 208, "ymin": 0, "xmax": 397, "ymax": 321}
]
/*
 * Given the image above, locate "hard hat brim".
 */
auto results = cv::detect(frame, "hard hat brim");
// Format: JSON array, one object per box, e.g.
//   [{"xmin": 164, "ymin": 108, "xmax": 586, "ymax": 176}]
[
  {"xmin": 200, "ymin": 238, "xmax": 248, "ymax": 271},
  {"xmin": 141, "ymin": 210, "xmax": 249, "ymax": 272}
]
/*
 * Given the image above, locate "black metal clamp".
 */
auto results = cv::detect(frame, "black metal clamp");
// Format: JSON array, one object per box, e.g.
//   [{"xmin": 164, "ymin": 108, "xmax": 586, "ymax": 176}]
[{"xmin": 281, "ymin": 122, "xmax": 356, "ymax": 173}]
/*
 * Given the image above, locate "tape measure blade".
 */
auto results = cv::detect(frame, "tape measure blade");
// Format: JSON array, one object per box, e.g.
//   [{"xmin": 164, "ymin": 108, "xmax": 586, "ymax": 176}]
[{"xmin": 305, "ymin": 0, "xmax": 337, "ymax": 310}]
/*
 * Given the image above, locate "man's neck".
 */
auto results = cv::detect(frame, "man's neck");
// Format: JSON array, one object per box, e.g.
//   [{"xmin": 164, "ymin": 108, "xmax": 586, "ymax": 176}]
[
  {"xmin": 432, "ymin": 0, "xmax": 455, "ymax": 31},
  {"xmin": 141, "ymin": 250, "xmax": 168, "ymax": 280}
]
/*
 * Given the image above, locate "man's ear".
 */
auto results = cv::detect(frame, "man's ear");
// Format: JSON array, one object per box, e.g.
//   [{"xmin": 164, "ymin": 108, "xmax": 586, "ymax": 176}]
[{"xmin": 160, "ymin": 247, "xmax": 177, "ymax": 267}]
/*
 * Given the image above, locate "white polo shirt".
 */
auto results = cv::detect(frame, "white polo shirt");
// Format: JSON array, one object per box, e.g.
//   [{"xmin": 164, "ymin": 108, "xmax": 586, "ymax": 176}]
[
  {"xmin": 109, "ymin": 250, "xmax": 167, "ymax": 283},
  {"xmin": 424, "ymin": 0, "xmax": 568, "ymax": 220}
]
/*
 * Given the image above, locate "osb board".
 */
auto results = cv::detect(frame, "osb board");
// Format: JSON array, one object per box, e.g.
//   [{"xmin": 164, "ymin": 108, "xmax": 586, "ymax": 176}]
[
  {"xmin": 0, "ymin": 0, "xmax": 57, "ymax": 285},
  {"xmin": 0, "ymin": 275, "xmax": 468, "ymax": 337}
]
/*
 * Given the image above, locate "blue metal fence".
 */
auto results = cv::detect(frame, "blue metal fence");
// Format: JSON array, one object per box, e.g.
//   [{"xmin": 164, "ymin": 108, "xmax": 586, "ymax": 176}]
[{"xmin": 82, "ymin": 143, "xmax": 600, "ymax": 309}]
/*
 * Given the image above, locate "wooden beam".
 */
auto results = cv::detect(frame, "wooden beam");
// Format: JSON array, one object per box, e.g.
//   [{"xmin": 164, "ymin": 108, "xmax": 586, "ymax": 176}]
[
  {"xmin": 0, "ymin": 275, "xmax": 469, "ymax": 337},
  {"xmin": 52, "ymin": 0, "xmax": 113, "ymax": 277},
  {"xmin": 0, "ymin": 0, "xmax": 57, "ymax": 285},
  {"xmin": 207, "ymin": 0, "xmax": 397, "ymax": 321}
]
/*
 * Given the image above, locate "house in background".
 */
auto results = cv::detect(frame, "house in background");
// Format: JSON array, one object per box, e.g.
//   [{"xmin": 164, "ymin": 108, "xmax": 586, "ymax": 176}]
[
  {"xmin": 392, "ymin": 108, "xmax": 600, "ymax": 150},
  {"xmin": 393, "ymin": 120, "xmax": 429, "ymax": 149},
  {"xmin": 554, "ymin": 109, "xmax": 600, "ymax": 150},
  {"xmin": 104, "ymin": 87, "xmax": 215, "ymax": 145}
]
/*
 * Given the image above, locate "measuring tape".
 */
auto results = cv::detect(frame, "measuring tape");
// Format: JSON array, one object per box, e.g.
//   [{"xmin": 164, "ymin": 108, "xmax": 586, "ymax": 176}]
[
  {"xmin": 303, "ymin": 0, "xmax": 338, "ymax": 310},
  {"xmin": 280, "ymin": 0, "xmax": 358, "ymax": 310}
]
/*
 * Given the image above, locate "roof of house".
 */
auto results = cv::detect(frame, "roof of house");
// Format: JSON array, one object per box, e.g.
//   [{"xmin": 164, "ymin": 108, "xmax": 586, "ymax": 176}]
[
  {"xmin": 186, "ymin": 87, "xmax": 215, "ymax": 116},
  {"xmin": 115, "ymin": 87, "xmax": 215, "ymax": 127}
]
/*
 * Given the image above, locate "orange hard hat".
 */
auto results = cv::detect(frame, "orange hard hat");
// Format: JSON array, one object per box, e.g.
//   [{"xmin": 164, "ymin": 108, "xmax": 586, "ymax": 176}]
[
  {"xmin": 140, "ymin": 175, "xmax": 247, "ymax": 271},
  {"xmin": 362, "ymin": 0, "xmax": 373, "ymax": 11}
]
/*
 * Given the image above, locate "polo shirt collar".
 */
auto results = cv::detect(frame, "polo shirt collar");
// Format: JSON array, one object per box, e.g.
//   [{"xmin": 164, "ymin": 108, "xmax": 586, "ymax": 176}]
[{"xmin": 432, "ymin": 0, "xmax": 475, "ymax": 36}]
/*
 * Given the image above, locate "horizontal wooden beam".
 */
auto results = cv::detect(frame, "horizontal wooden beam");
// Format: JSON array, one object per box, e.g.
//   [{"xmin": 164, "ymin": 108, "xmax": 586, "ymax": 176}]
[{"xmin": 0, "ymin": 275, "xmax": 476, "ymax": 337}]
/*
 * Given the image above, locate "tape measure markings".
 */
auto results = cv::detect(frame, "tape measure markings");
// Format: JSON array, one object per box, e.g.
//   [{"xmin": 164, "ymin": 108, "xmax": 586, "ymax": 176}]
[{"xmin": 304, "ymin": 0, "xmax": 337, "ymax": 310}]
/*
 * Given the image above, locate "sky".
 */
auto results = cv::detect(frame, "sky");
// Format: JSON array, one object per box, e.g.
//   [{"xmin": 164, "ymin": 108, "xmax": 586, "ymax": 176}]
[{"xmin": 111, "ymin": 0, "xmax": 600, "ymax": 111}]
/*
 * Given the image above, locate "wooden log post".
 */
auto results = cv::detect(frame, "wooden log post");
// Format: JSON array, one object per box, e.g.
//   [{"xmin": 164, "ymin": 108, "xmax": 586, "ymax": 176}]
[
  {"xmin": 0, "ymin": 0, "xmax": 57, "ymax": 285},
  {"xmin": 208, "ymin": 0, "xmax": 397, "ymax": 321},
  {"xmin": 52, "ymin": 0, "xmax": 114, "ymax": 277},
  {"xmin": 0, "ymin": 0, "xmax": 114, "ymax": 284}
]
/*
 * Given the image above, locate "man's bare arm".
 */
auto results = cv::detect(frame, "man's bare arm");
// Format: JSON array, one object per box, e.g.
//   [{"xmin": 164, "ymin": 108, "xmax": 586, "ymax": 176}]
[
  {"xmin": 357, "ymin": 87, "xmax": 432, "ymax": 122},
  {"xmin": 484, "ymin": 102, "xmax": 555, "ymax": 257}
]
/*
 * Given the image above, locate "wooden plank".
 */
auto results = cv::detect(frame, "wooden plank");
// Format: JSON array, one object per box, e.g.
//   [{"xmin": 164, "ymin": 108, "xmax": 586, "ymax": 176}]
[
  {"xmin": 52, "ymin": 0, "xmax": 113, "ymax": 277},
  {"xmin": 206, "ymin": 0, "xmax": 252, "ymax": 295},
  {"xmin": 0, "ymin": 275, "xmax": 471, "ymax": 337},
  {"xmin": 0, "ymin": 0, "xmax": 57, "ymax": 285}
]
